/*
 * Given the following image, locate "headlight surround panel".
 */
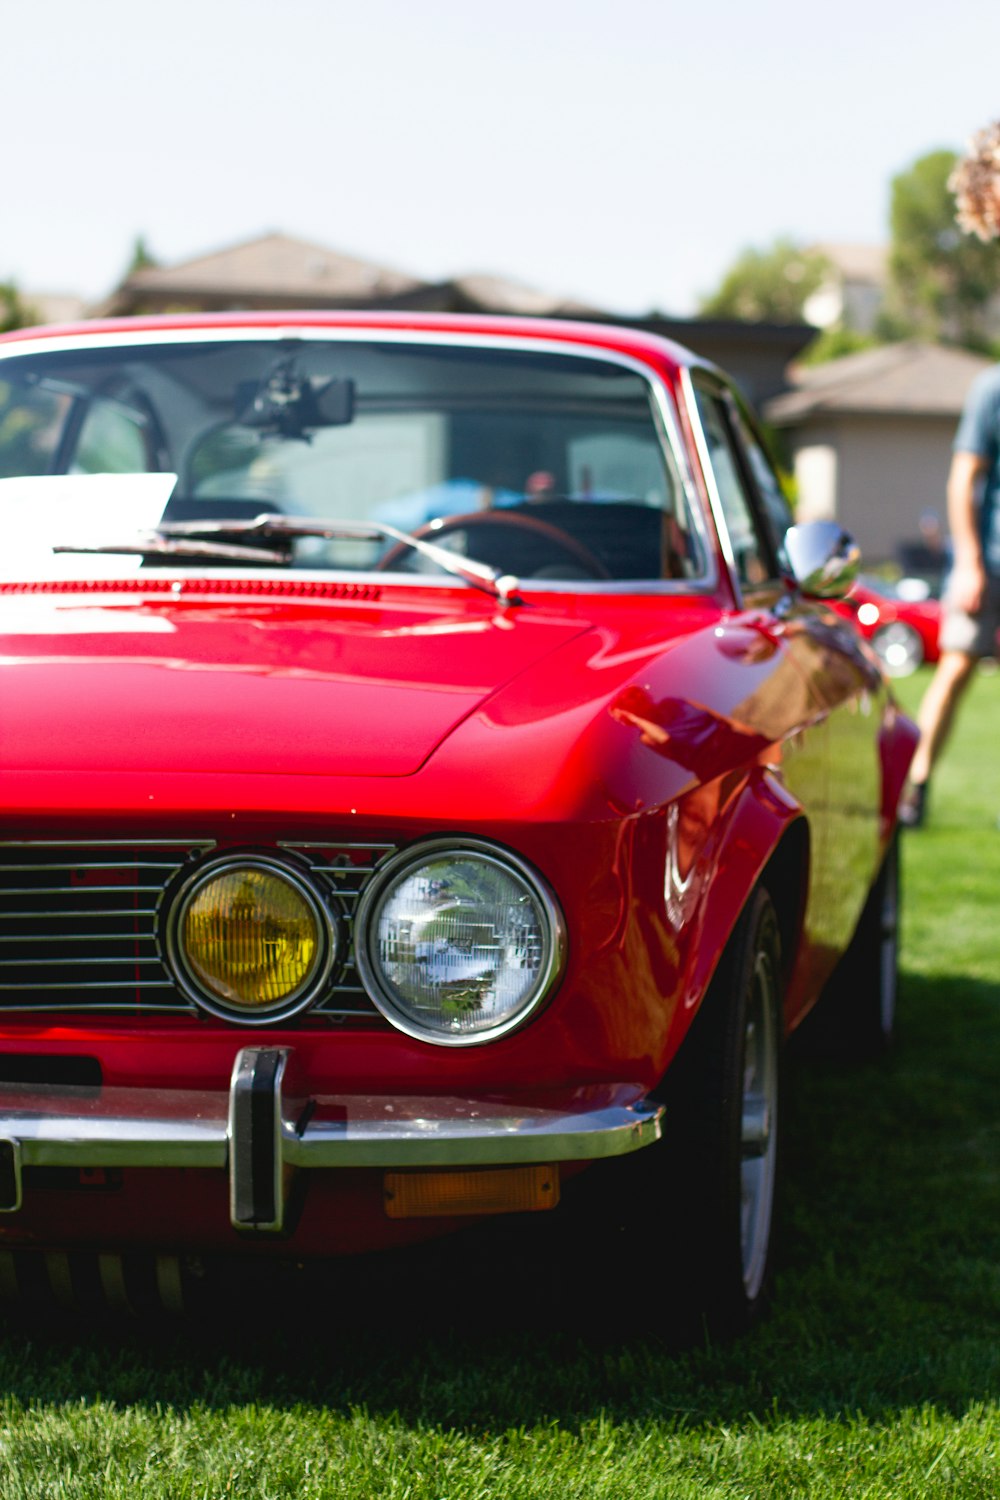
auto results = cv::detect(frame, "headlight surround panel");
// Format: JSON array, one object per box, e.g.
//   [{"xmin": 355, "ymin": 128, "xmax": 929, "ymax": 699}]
[
  {"xmin": 164, "ymin": 852, "xmax": 340, "ymax": 1024},
  {"xmin": 355, "ymin": 838, "xmax": 566, "ymax": 1046}
]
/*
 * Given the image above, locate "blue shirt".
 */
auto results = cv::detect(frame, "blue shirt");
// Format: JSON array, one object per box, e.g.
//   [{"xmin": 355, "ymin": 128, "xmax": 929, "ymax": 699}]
[{"xmin": 954, "ymin": 364, "xmax": 1000, "ymax": 575}]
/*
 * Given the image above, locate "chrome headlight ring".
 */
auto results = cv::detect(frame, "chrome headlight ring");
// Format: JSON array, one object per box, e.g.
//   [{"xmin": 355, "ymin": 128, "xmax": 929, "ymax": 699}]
[
  {"xmin": 163, "ymin": 851, "xmax": 340, "ymax": 1025},
  {"xmin": 354, "ymin": 837, "xmax": 566, "ymax": 1046}
]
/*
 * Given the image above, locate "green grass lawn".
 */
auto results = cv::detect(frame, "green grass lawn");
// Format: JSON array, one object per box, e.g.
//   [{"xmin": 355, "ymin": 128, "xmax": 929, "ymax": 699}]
[{"xmin": 0, "ymin": 672, "xmax": 998, "ymax": 1497}]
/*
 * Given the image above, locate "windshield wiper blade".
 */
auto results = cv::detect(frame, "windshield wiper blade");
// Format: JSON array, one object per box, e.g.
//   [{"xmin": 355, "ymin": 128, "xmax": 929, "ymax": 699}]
[
  {"xmin": 54, "ymin": 533, "xmax": 292, "ymax": 565},
  {"xmin": 157, "ymin": 513, "xmax": 523, "ymax": 603}
]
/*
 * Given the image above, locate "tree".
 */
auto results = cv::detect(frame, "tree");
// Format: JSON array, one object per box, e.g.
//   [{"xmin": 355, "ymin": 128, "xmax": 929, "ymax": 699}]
[
  {"xmin": 799, "ymin": 326, "xmax": 879, "ymax": 366},
  {"xmin": 0, "ymin": 281, "xmax": 36, "ymax": 334},
  {"xmin": 884, "ymin": 149, "xmax": 1000, "ymax": 348},
  {"xmin": 124, "ymin": 235, "xmax": 158, "ymax": 278},
  {"xmin": 698, "ymin": 239, "xmax": 830, "ymax": 323}
]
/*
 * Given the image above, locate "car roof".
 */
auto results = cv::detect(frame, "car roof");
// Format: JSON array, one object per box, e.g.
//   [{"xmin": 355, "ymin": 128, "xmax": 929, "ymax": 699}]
[{"xmin": 0, "ymin": 309, "xmax": 715, "ymax": 385}]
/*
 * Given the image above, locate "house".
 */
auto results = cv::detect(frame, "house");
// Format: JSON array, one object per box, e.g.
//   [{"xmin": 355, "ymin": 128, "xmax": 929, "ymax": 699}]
[
  {"xmin": 22, "ymin": 291, "xmax": 87, "ymax": 325},
  {"xmin": 804, "ymin": 239, "xmax": 1000, "ymax": 344},
  {"xmin": 93, "ymin": 233, "xmax": 427, "ymax": 316},
  {"xmin": 803, "ymin": 244, "xmax": 887, "ymax": 334},
  {"xmin": 765, "ymin": 341, "xmax": 992, "ymax": 563},
  {"xmin": 89, "ymin": 232, "xmax": 814, "ymax": 407}
]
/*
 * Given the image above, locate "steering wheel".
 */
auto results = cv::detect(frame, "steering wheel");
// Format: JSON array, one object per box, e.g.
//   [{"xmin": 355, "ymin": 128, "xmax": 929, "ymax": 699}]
[{"xmin": 375, "ymin": 509, "xmax": 612, "ymax": 580}]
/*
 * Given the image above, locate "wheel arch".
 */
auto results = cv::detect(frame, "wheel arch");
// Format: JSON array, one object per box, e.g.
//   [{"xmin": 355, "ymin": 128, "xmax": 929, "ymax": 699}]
[
  {"xmin": 663, "ymin": 773, "xmax": 811, "ymax": 1071},
  {"xmin": 757, "ymin": 815, "xmax": 810, "ymax": 999}
]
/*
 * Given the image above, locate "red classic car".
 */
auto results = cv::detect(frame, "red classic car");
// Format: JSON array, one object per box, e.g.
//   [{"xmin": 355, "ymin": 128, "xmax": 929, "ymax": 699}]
[
  {"xmin": 0, "ymin": 312, "xmax": 915, "ymax": 1331},
  {"xmin": 838, "ymin": 575, "xmax": 943, "ymax": 676}
]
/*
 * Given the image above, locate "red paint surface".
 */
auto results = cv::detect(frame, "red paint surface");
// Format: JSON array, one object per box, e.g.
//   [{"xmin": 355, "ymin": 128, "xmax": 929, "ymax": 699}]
[{"xmin": 0, "ymin": 312, "xmax": 917, "ymax": 1257}]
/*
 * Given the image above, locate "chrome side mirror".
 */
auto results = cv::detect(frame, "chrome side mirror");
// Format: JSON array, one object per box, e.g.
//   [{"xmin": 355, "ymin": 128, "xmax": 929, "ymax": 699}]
[{"xmin": 782, "ymin": 520, "xmax": 860, "ymax": 600}]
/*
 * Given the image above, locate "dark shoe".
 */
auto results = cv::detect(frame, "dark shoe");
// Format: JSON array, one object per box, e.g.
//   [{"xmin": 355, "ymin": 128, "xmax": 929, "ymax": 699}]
[{"xmin": 898, "ymin": 781, "xmax": 928, "ymax": 829}]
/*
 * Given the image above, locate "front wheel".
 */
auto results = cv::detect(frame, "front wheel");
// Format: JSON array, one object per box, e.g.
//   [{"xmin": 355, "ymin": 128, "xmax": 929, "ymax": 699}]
[{"xmin": 638, "ymin": 888, "xmax": 785, "ymax": 1336}]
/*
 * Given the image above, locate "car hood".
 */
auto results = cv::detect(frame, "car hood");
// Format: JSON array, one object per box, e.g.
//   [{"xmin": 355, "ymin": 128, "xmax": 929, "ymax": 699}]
[{"xmin": 0, "ymin": 588, "xmax": 593, "ymax": 777}]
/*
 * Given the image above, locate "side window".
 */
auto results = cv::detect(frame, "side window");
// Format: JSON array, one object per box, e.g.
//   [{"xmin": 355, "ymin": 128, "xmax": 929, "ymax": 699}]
[
  {"xmin": 0, "ymin": 380, "xmax": 72, "ymax": 478},
  {"xmin": 729, "ymin": 404, "xmax": 793, "ymax": 561},
  {"xmin": 693, "ymin": 387, "xmax": 775, "ymax": 588},
  {"xmin": 72, "ymin": 399, "xmax": 152, "ymax": 475}
]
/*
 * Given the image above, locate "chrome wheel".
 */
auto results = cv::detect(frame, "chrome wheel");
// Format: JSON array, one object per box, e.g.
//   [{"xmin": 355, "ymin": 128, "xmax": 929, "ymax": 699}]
[{"xmin": 872, "ymin": 621, "xmax": 924, "ymax": 676}]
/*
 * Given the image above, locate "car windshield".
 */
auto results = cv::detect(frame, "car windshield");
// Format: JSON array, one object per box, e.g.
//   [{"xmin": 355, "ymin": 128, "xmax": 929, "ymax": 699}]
[{"xmin": 0, "ymin": 335, "xmax": 706, "ymax": 586}]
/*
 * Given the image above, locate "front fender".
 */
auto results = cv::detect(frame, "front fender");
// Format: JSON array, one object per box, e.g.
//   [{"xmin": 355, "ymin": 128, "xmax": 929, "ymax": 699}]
[
  {"xmin": 879, "ymin": 697, "xmax": 920, "ymax": 836},
  {"xmin": 660, "ymin": 767, "xmax": 805, "ymax": 1073}
]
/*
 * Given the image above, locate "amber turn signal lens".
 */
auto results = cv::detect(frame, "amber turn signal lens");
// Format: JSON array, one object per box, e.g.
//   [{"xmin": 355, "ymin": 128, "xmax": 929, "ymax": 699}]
[
  {"xmin": 182, "ymin": 866, "xmax": 321, "ymax": 1009},
  {"xmin": 383, "ymin": 1165, "xmax": 559, "ymax": 1218}
]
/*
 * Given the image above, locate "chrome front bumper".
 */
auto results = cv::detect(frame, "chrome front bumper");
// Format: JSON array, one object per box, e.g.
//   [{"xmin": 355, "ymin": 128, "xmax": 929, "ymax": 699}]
[{"xmin": 0, "ymin": 1047, "xmax": 663, "ymax": 1233}]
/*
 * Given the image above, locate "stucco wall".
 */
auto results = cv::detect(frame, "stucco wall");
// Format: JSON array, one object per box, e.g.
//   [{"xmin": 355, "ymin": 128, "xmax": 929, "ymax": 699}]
[{"xmin": 790, "ymin": 413, "xmax": 955, "ymax": 565}]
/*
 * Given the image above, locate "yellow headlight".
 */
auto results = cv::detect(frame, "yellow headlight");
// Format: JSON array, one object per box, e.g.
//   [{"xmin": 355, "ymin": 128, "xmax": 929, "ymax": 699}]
[{"xmin": 181, "ymin": 865, "xmax": 323, "ymax": 1011}]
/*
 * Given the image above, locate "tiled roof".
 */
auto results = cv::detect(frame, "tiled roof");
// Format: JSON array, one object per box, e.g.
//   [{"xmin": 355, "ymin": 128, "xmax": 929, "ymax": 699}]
[
  {"xmin": 765, "ymin": 341, "xmax": 993, "ymax": 423},
  {"xmin": 444, "ymin": 273, "xmax": 601, "ymax": 317},
  {"xmin": 114, "ymin": 232, "xmax": 424, "ymax": 301}
]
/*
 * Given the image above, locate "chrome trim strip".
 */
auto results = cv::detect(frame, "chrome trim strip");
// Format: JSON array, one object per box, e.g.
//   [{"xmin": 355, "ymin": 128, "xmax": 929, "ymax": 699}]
[
  {"xmin": 280, "ymin": 842, "xmax": 397, "ymax": 852},
  {"xmin": 679, "ymin": 365, "xmax": 742, "ymax": 602},
  {"xmin": 0, "ymin": 860, "xmax": 191, "ymax": 871},
  {"xmin": 0, "ymin": 984, "xmax": 182, "ymax": 995},
  {"xmin": 0, "ymin": 955, "xmax": 161, "ymax": 966},
  {"xmin": 0, "ymin": 1057, "xmax": 662, "ymax": 1195},
  {"xmin": 0, "ymin": 934, "xmax": 159, "ymax": 944},
  {"xmin": 0, "ymin": 910, "xmax": 162, "ymax": 921},
  {"xmin": 280, "ymin": 1096, "xmax": 663, "ymax": 1168},
  {"xmin": 0, "ymin": 1093, "xmax": 228, "ymax": 1168},
  {"xmin": 0, "ymin": 840, "xmax": 216, "ymax": 849},
  {"xmin": 0, "ymin": 886, "xmax": 165, "ymax": 897},
  {"xmin": 0, "ymin": 1095, "xmax": 660, "ymax": 1165}
]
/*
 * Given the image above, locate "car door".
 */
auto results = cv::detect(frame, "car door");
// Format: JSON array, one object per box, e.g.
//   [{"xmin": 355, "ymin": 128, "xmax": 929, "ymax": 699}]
[{"xmin": 687, "ymin": 372, "xmax": 884, "ymax": 984}]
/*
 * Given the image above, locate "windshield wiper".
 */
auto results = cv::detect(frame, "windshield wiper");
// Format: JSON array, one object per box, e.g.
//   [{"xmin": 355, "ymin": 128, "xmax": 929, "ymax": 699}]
[
  {"xmin": 54, "ymin": 533, "xmax": 292, "ymax": 565},
  {"xmin": 157, "ymin": 513, "xmax": 523, "ymax": 603}
]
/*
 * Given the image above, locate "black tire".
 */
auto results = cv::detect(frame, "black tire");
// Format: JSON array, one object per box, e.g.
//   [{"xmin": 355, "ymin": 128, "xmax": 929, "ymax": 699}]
[
  {"xmin": 819, "ymin": 834, "xmax": 900, "ymax": 1061},
  {"xmin": 630, "ymin": 888, "xmax": 785, "ymax": 1338}
]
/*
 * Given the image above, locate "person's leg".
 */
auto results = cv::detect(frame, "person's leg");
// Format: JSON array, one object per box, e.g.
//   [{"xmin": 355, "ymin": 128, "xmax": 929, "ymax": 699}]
[
  {"xmin": 900, "ymin": 650, "xmax": 979, "ymax": 825},
  {"xmin": 909, "ymin": 649, "xmax": 979, "ymax": 784}
]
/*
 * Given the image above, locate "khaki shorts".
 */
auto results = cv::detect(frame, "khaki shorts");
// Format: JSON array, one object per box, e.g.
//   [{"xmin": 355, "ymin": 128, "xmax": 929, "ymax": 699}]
[{"xmin": 939, "ymin": 572, "xmax": 1000, "ymax": 657}]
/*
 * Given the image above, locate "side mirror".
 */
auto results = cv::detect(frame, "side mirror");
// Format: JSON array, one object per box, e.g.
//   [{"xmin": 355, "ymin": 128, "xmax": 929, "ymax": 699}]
[{"xmin": 782, "ymin": 520, "xmax": 860, "ymax": 600}]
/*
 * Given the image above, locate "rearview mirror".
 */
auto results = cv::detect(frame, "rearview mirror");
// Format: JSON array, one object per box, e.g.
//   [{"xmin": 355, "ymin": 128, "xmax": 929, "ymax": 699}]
[{"xmin": 235, "ymin": 363, "xmax": 355, "ymax": 439}]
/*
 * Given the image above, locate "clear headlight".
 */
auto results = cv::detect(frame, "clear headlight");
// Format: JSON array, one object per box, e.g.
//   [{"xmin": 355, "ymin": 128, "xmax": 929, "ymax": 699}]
[
  {"xmin": 167, "ymin": 855, "xmax": 336, "ymax": 1023},
  {"xmin": 355, "ymin": 840, "xmax": 564, "ymax": 1045}
]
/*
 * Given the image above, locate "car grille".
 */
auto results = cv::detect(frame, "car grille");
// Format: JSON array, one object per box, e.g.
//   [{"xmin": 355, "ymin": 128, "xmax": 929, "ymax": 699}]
[{"xmin": 0, "ymin": 840, "xmax": 393, "ymax": 1021}]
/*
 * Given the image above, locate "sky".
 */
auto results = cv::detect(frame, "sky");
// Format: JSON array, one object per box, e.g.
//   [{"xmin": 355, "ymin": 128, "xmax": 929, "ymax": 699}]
[{"xmin": 5, "ymin": 0, "xmax": 1000, "ymax": 318}]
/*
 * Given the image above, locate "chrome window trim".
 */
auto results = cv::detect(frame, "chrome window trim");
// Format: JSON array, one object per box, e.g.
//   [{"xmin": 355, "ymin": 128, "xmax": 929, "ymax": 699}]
[
  {"xmin": 354, "ymin": 836, "xmax": 566, "ymax": 1047},
  {"xmin": 0, "ymin": 325, "xmax": 718, "ymax": 597},
  {"xmin": 163, "ymin": 850, "xmax": 340, "ymax": 1025},
  {"xmin": 679, "ymin": 365, "xmax": 744, "ymax": 604}
]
